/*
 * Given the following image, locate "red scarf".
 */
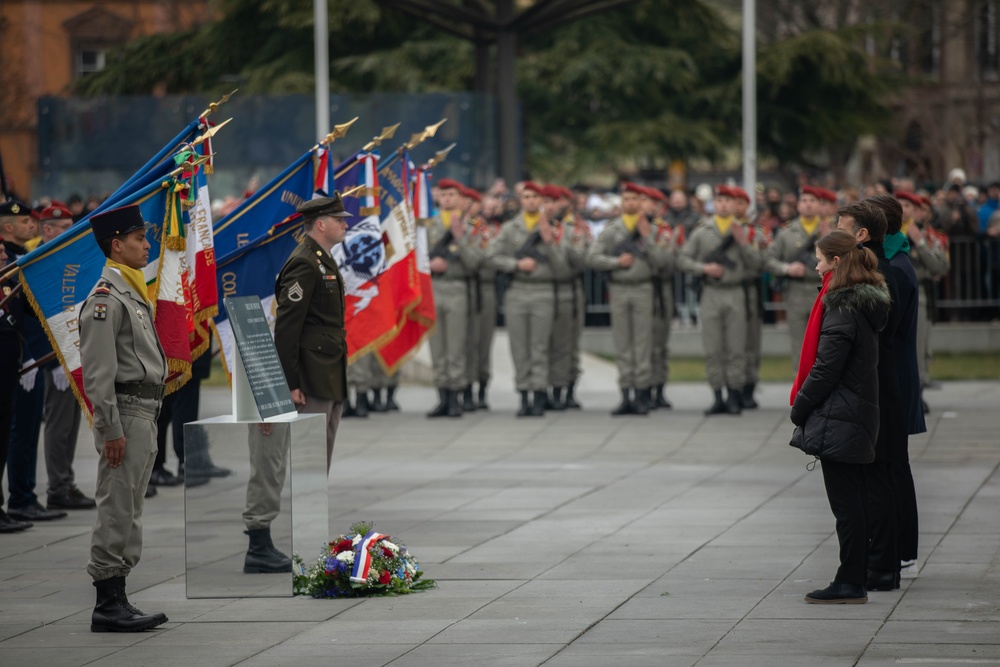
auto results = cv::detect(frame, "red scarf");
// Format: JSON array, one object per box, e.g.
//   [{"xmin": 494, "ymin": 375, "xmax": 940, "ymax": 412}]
[{"xmin": 790, "ymin": 271, "xmax": 833, "ymax": 405}]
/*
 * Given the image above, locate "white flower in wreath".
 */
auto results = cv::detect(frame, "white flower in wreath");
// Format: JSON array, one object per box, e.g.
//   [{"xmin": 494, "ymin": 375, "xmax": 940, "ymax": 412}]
[
  {"xmin": 336, "ymin": 551, "xmax": 355, "ymax": 563},
  {"xmin": 352, "ymin": 535, "xmax": 362, "ymax": 546},
  {"xmin": 381, "ymin": 540, "xmax": 400, "ymax": 553}
]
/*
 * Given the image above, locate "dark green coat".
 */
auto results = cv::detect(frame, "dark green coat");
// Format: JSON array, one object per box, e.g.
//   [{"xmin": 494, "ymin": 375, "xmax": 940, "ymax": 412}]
[{"xmin": 274, "ymin": 235, "xmax": 347, "ymax": 401}]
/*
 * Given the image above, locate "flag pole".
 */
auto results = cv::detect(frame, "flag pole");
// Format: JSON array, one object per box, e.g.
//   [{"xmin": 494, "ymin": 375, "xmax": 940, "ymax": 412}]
[
  {"xmin": 315, "ymin": 0, "xmax": 330, "ymax": 141},
  {"xmin": 742, "ymin": 0, "xmax": 757, "ymax": 198}
]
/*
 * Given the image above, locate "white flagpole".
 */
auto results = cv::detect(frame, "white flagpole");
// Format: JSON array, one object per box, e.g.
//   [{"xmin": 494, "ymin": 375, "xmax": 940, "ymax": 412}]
[
  {"xmin": 742, "ymin": 0, "xmax": 757, "ymax": 199},
  {"xmin": 314, "ymin": 0, "xmax": 330, "ymax": 140}
]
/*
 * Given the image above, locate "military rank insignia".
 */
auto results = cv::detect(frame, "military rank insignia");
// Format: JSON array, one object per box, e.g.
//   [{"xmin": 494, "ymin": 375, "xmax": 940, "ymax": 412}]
[
  {"xmin": 94, "ymin": 304, "xmax": 108, "ymax": 320},
  {"xmin": 287, "ymin": 281, "xmax": 304, "ymax": 302},
  {"xmin": 94, "ymin": 281, "xmax": 111, "ymax": 296}
]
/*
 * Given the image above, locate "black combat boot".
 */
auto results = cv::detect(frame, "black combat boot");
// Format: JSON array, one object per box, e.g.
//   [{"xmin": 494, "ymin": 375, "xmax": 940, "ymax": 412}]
[
  {"xmin": 426, "ymin": 388, "xmax": 449, "ymax": 418},
  {"xmin": 632, "ymin": 388, "xmax": 650, "ymax": 416},
  {"xmin": 385, "ymin": 386, "xmax": 400, "ymax": 411},
  {"xmin": 354, "ymin": 391, "xmax": 370, "ymax": 418},
  {"xmin": 342, "ymin": 398, "xmax": 356, "ymax": 418},
  {"xmin": 549, "ymin": 387, "xmax": 566, "ymax": 411},
  {"xmin": 477, "ymin": 382, "xmax": 489, "ymax": 410},
  {"xmin": 244, "ymin": 528, "xmax": 292, "ymax": 573},
  {"xmin": 91, "ymin": 576, "xmax": 162, "ymax": 633},
  {"xmin": 517, "ymin": 391, "xmax": 532, "ymax": 417},
  {"xmin": 447, "ymin": 388, "xmax": 463, "ymax": 417},
  {"xmin": 116, "ymin": 577, "xmax": 167, "ymax": 625},
  {"xmin": 654, "ymin": 384, "xmax": 672, "ymax": 409},
  {"xmin": 704, "ymin": 389, "xmax": 727, "ymax": 416},
  {"xmin": 611, "ymin": 388, "xmax": 633, "ymax": 416},
  {"xmin": 725, "ymin": 387, "xmax": 743, "ymax": 415},
  {"xmin": 564, "ymin": 382, "xmax": 581, "ymax": 409},
  {"xmin": 462, "ymin": 385, "xmax": 477, "ymax": 412},
  {"xmin": 530, "ymin": 390, "xmax": 547, "ymax": 416},
  {"xmin": 741, "ymin": 383, "xmax": 759, "ymax": 409},
  {"xmin": 370, "ymin": 389, "xmax": 386, "ymax": 412}
]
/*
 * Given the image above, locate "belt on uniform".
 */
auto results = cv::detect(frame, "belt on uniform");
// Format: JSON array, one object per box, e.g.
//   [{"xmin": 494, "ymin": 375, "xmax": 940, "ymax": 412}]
[{"xmin": 115, "ymin": 382, "xmax": 166, "ymax": 400}]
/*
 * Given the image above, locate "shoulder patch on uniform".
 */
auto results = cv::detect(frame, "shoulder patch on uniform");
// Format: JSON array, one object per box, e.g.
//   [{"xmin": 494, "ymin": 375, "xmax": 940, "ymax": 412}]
[
  {"xmin": 287, "ymin": 281, "xmax": 304, "ymax": 302},
  {"xmin": 94, "ymin": 280, "xmax": 111, "ymax": 296},
  {"xmin": 93, "ymin": 303, "xmax": 108, "ymax": 320}
]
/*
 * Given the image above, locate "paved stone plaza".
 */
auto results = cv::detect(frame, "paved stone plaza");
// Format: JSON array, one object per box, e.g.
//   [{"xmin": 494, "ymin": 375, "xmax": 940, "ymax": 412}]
[{"xmin": 1, "ymin": 343, "xmax": 998, "ymax": 666}]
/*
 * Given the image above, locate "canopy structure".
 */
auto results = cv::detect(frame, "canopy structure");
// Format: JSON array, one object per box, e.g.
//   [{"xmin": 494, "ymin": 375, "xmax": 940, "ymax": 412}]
[{"xmin": 376, "ymin": 0, "xmax": 637, "ymax": 183}]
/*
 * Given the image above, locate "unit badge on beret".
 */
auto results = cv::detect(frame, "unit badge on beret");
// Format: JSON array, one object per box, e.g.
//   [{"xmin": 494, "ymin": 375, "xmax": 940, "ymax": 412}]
[
  {"xmin": 94, "ymin": 304, "xmax": 108, "ymax": 320},
  {"xmin": 10, "ymin": 203, "xmax": 20, "ymax": 214},
  {"xmin": 287, "ymin": 281, "xmax": 304, "ymax": 302}
]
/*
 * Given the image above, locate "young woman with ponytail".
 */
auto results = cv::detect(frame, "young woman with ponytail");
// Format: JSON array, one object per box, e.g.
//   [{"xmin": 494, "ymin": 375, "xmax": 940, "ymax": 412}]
[{"xmin": 789, "ymin": 230, "xmax": 891, "ymax": 604}]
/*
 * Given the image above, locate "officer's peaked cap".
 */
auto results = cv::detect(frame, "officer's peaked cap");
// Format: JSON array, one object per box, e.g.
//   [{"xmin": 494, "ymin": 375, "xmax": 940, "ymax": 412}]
[
  {"xmin": 297, "ymin": 193, "xmax": 351, "ymax": 219},
  {"xmin": 90, "ymin": 204, "xmax": 151, "ymax": 243}
]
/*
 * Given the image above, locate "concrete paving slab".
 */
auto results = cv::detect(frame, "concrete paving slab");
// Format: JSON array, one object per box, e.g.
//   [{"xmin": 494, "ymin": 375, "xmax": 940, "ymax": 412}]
[{"xmin": 387, "ymin": 643, "xmax": 561, "ymax": 667}]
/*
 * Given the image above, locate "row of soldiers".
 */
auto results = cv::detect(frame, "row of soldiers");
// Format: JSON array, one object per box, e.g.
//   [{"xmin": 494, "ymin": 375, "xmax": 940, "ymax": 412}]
[{"xmin": 343, "ymin": 179, "xmax": 950, "ymax": 418}]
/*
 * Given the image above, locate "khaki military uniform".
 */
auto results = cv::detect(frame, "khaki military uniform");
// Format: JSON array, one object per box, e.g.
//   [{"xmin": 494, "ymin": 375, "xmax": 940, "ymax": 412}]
[
  {"xmin": 548, "ymin": 221, "xmax": 585, "ymax": 390},
  {"xmin": 427, "ymin": 211, "xmax": 482, "ymax": 391},
  {"xmin": 557, "ymin": 216, "xmax": 590, "ymax": 391},
  {"xmin": 763, "ymin": 218, "xmax": 823, "ymax": 371},
  {"xmin": 80, "ymin": 267, "xmax": 167, "ymax": 582},
  {"xmin": 587, "ymin": 218, "xmax": 673, "ymax": 390},
  {"xmin": 488, "ymin": 215, "xmax": 569, "ymax": 391},
  {"xmin": 678, "ymin": 219, "xmax": 757, "ymax": 391},
  {"xmin": 466, "ymin": 218, "xmax": 497, "ymax": 390},
  {"xmin": 743, "ymin": 221, "xmax": 771, "ymax": 385},
  {"xmin": 243, "ymin": 423, "xmax": 290, "ymax": 531},
  {"xmin": 908, "ymin": 225, "xmax": 950, "ymax": 387},
  {"xmin": 370, "ymin": 354, "xmax": 399, "ymax": 391},
  {"xmin": 274, "ymin": 235, "xmax": 347, "ymax": 469},
  {"xmin": 650, "ymin": 220, "xmax": 679, "ymax": 390},
  {"xmin": 347, "ymin": 352, "xmax": 373, "ymax": 394}
]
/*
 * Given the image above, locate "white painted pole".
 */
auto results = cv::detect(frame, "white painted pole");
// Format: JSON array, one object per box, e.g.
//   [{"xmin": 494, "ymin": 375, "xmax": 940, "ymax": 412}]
[
  {"xmin": 314, "ymin": 0, "xmax": 330, "ymax": 140},
  {"xmin": 742, "ymin": 0, "xmax": 757, "ymax": 198}
]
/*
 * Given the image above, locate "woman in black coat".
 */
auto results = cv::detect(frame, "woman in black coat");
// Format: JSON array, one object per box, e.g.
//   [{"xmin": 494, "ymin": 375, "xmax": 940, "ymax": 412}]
[{"xmin": 790, "ymin": 230, "xmax": 890, "ymax": 604}]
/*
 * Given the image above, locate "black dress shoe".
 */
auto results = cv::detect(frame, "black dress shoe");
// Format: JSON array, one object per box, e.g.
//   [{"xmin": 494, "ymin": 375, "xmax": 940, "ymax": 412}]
[
  {"xmin": 8, "ymin": 502, "xmax": 67, "ymax": 522},
  {"xmin": 867, "ymin": 569, "xmax": 901, "ymax": 591},
  {"xmin": 148, "ymin": 468, "xmax": 183, "ymax": 487},
  {"xmin": 48, "ymin": 487, "xmax": 97, "ymax": 510},
  {"xmin": 0, "ymin": 509, "xmax": 32, "ymax": 532},
  {"xmin": 804, "ymin": 581, "xmax": 868, "ymax": 604},
  {"xmin": 144, "ymin": 485, "xmax": 157, "ymax": 499}
]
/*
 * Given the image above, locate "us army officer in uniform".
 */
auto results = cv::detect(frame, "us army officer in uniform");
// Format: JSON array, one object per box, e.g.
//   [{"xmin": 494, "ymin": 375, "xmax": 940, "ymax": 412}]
[
  {"xmin": 80, "ymin": 204, "xmax": 168, "ymax": 632},
  {"xmin": 274, "ymin": 195, "xmax": 350, "ymax": 471}
]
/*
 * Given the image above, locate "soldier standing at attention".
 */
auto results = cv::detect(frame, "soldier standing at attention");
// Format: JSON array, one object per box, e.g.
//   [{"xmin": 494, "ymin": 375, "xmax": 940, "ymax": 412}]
[
  {"xmin": 764, "ymin": 186, "xmax": 831, "ymax": 373},
  {"xmin": 488, "ymin": 182, "xmax": 568, "ymax": 417},
  {"xmin": 425, "ymin": 179, "xmax": 482, "ymax": 418},
  {"xmin": 732, "ymin": 187, "xmax": 770, "ymax": 409},
  {"xmin": 80, "ymin": 204, "xmax": 168, "ymax": 632},
  {"xmin": 273, "ymin": 195, "xmax": 351, "ymax": 470},
  {"xmin": 586, "ymin": 182, "xmax": 672, "ymax": 416},
  {"xmin": 897, "ymin": 191, "xmax": 949, "ymax": 413},
  {"xmin": 541, "ymin": 184, "xmax": 578, "ymax": 410},
  {"xmin": 561, "ymin": 185, "xmax": 591, "ymax": 409},
  {"xmin": 465, "ymin": 186, "xmax": 499, "ymax": 410},
  {"xmin": 642, "ymin": 186, "xmax": 678, "ymax": 410},
  {"xmin": 678, "ymin": 186, "xmax": 757, "ymax": 415}
]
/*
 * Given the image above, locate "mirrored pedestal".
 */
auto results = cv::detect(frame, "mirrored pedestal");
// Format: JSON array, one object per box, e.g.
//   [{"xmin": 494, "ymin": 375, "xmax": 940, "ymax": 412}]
[{"xmin": 183, "ymin": 413, "xmax": 327, "ymax": 598}]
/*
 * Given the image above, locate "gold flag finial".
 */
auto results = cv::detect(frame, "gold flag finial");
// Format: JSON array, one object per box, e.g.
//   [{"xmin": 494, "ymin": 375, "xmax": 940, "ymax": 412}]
[
  {"xmin": 340, "ymin": 184, "xmax": 366, "ymax": 199},
  {"xmin": 363, "ymin": 122, "xmax": 402, "ymax": 152},
  {"xmin": 191, "ymin": 117, "xmax": 232, "ymax": 147},
  {"xmin": 200, "ymin": 89, "xmax": 238, "ymax": 118},
  {"xmin": 424, "ymin": 118, "xmax": 447, "ymax": 138},
  {"xmin": 425, "ymin": 142, "xmax": 457, "ymax": 169},
  {"xmin": 405, "ymin": 131, "xmax": 427, "ymax": 150},
  {"xmin": 168, "ymin": 153, "xmax": 213, "ymax": 179},
  {"xmin": 323, "ymin": 116, "xmax": 359, "ymax": 145}
]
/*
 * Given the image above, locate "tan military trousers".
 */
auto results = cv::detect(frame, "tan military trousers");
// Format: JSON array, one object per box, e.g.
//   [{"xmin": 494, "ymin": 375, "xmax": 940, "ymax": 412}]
[
  {"xmin": 466, "ymin": 280, "xmax": 497, "ymax": 386},
  {"xmin": 243, "ymin": 423, "xmax": 290, "ymax": 531},
  {"xmin": 570, "ymin": 278, "xmax": 585, "ymax": 384},
  {"xmin": 744, "ymin": 282, "xmax": 762, "ymax": 385},
  {"xmin": 347, "ymin": 353, "xmax": 373, "ymax": 392},
  {"xmin": 916, "ymin": 283, "xmax": 931, "ymax": 387},
  {"xmin": 700, "ymin": 285, "xmax": 747, "ymax": 390},
  {"xmin": 505, "ymin": 281, "xmax": 554, "ymax": 391},
  {"xmin": 429, "ymin": 278, "xmax": 469, "ymax": 390},
  {"xmin": 610, "ymin": 281, "xmax": 654, "ymax": 389},
  {"xmin": 650, "ymin": 280, "xmax": 674, "ymax": 387},
  {"xmin": 785, "ymin": 280, "xmax": 818, "ymax": 373},
  {"xmin": 370, "ymin": 354, "xmax": 398, "ymax": 389},
  {"xmin": 548, "ymin": 283, "xmax": 576, "ymax": 388},
  {"xmin": 88, "ymin": 396, "xmax": 159, "ymax": 582}
]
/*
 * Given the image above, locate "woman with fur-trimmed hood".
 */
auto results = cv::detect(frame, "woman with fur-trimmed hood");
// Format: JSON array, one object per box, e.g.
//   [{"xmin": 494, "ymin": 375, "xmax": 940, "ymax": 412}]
[{"xmin": 789, "ymin": 230, "xmax": 890, "ymax": 605}]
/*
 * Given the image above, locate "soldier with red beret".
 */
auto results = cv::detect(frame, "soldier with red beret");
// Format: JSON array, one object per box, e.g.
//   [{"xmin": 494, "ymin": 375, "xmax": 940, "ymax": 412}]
[
  {"xmin": 730, "ymin": 186, "xmax": 770, "ymax": 408},
  {"xmin": 765, "ymin": 185, "xmax": 831, "ymax": 373},
  {"xmin": 638, "ymin": 186, "xmax": 678, "ymax": 409}
]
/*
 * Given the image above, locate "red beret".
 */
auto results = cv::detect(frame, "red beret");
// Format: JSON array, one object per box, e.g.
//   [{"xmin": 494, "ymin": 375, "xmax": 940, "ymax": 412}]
[
  {"xmin": 644, "ymin": 186, "xmax": 666, "ymax": 202},
  {"xmin": 559, "ymin": 186, "xmax": 574, "ymax": 200},
  {"xmin": 39, "ymin": 203, "xmax": 73, "ymax": 222},
  {"xmin": 800, "ymin": 185, "xmax": 825, "ymax": 200},
  {"xmin": 819, "ymin": 188, "xmax": 838, "ymax": 203},
  {"xmin": 919, "ymin": 195, "xmax": 933, "ymax": 208},
  {"xmin": 523, "ymin": 181, "xmax": 546, "ymax": 195},
  {"xmin": 540, "ymin": 184, "xmax": 563, "ymax": 200},
  {"xmin": 896, "ymin": 191, "xmax": 922, "ymax": 207},
  {"xmin": 462, "ymin": 186, "xmax": 481, "ymax": 202},
  {"xmin": 715, "ymin": 185, "xmax": 735, "ymax": 199},
  {"xmin": 621, "ymin": 182, "xmax": 646, "ymax": 196},
  {"xmin": 729, "ymin": 186, "xmax": 751, "ymax": 203},
  {"xmin": 436, "ymin": 178, "xmax": 463, "ymax": 191}
]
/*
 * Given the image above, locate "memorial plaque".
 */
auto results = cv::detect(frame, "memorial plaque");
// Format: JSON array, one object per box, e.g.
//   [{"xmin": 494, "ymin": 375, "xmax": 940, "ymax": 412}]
[{"xmin": 224, "ymin": 296, "xmax": 296, "ymax": 420}]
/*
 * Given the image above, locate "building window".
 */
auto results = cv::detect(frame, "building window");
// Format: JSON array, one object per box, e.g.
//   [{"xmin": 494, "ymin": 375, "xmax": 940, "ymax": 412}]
[
  {"xmin": 75, "ymin": 48, "xmax": 107, "ymax": 77},
  {"xmin": 979, "ymin": 0, "xmax": 1000, "ymax": 78}
]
